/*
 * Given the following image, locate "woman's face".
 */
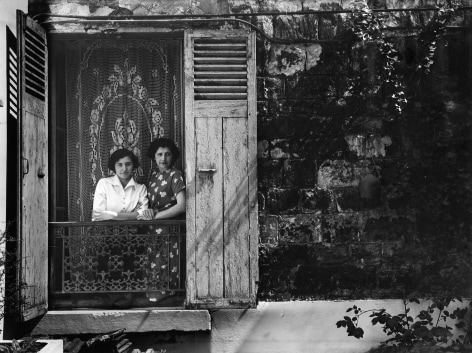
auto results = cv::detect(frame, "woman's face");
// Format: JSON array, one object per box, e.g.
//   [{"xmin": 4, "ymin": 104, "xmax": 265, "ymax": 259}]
[
  {"xmin": 114, "ymin": 156, "xmax": 134, "ymax": 184},
  {"xmin": 155, "ymin": 147, "xmax": 174, "ymax": 173}
]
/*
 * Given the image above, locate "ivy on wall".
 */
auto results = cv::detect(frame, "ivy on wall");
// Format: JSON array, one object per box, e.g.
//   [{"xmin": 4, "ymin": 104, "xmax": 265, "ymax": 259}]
[
  {"xmin": 343, "ymin": 0, "xmax": 460, "ymax": 118},
  {"xmin": 258, "ymin": 0, "xmax": 471, "ymax": 302}
]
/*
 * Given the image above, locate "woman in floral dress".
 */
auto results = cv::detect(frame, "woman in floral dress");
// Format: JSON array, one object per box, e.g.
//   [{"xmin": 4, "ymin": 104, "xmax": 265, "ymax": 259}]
[
  {"xmin": 137, "ymin": 139, "xmax": 185, "ymax": 300},
  {"xmin": 138, "ymin": 138, "xmax": 185, "ymax": 220}
]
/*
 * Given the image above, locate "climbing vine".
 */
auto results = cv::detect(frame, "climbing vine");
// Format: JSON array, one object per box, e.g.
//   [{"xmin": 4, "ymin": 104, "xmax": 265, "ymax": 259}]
[
  {"xmin": 344, "ymin": 6, "xmax": 407, "ymax": 116},
  {"xmin": 344, "ymin": 1, "xmax": 460, "ymax": 118},
  {"xmin": 417, "ymin": 0, "xmax": 460, "ymax": 74}
]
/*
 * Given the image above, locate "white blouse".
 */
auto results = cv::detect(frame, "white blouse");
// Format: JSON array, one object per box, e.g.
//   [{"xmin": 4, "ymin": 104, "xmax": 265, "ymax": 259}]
[{"xmin": 92, "ymin": 175, "xmax": 148, "ymax": 220}]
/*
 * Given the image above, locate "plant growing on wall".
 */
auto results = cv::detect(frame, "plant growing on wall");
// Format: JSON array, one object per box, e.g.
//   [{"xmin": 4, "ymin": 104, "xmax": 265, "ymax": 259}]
[
  {"xmin": 336, "ymin": 297, "xmax": 472, "ymax": 349},
  {"xmin": 344, "ymin": 5, "xmax": 407, "ymax": 117},
  {"xmin": 417, "ymin": 1, "xmax": 460, "ymax": 74},
  {"xmin": 343, "ymin": 0, "xmax": 460, "ymax": 119}
]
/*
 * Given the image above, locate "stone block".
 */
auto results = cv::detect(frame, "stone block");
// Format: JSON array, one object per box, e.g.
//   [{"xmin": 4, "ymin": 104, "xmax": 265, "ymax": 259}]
[
  {"xmin": 266, "ymin": 77, "xmax": 286, "ymax": 101},
  {"xmin": 309, "ymin": 42, "xmax": 351, "ymax": 75},
  {"xmin": 318, "ymin": 160, "xmax": 374, "ymax": 189},
  {"xmin": 318, "ymin": 160, "xmax": 357, "ymax": 188},
  {"xmin": 322, "ymin": 213, "xmax": 362, "ymax": 242},
  {"xmin": 259, "ymin": 215, "xmax": 279, "ymax": 244},
  {"xmin": 345, "ymin": 134, "xmax": 393, "ymax": 158},
  {"xmin": 273, "ymin": 15, "xmax": 319, "ymax": 40},
  {"xmin": 307, "ymin": 243, "xmax": 350, "ymax": 265},
  {"xmin": 279, "ymin": 214, "xmax": 322, "ymax": 243},
  {"xmin": 267, "ymin": 44, "xmax": 307, "ymax": 76},
  {"xmin": 349, "ymin": 242, "xmax": 382, "ymax": 266},
  {"xmin": 285, "ymin": 75, "xmax": 339, "ymax": 101},
  {"xmin": 317, "ymin": 14, "xmax": 345, "ymax": 40},
  {"xmin": 50, "ymin": 3, "xmax": 92, "ymax": 16},
  {"xmin": 381, "ymin": 241, "xmax": 404, "ymax": 257},
  {"xmin": 257, "ymin": 140, "xmax": 270, "ymax": 159},
  {"xmin": 282, "ymin": 158, "xmax": 317, "ymax": 188},
  {"xmin": 270, "ymin": 139, "xmax": 291, "ymax": 159},
  {"xmin": 333, "ymin": 186, "xmax": 361, "ymax": 211},
  {"xmin": 364, "ymin": 215, "xmax": 416, "ymax": 242},
  {"xmin": 258, "ymin": 116, "xmax": 291, "ymax": 139},
  {"xmin": 293, "ymin": 263, "xmax": 377, "ymax": 299},
  {"xmin": 299, "ymin": 187, "xmax": 332, "ymax": 212},
  {"xmin": 258, "ymin": 159, "xmax": 283, "ymax": 188},
  {"xmin": 266, "ymin": 188, "xmax": 299, "ymax": 214}
]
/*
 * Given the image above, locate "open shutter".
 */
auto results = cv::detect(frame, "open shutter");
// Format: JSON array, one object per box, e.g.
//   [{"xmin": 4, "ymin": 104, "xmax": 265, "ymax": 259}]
[
  {"xmin": 17, "ymin": 10, "xmax": 48, "ymax": 321},
  {"xmin": 185, "ymin": 30, "xmax": 258, "ymax": 308}
]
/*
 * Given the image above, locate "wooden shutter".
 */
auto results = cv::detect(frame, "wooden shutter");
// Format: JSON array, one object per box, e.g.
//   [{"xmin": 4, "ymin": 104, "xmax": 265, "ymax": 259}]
[
  {"xmin": 184, "ymin": 30, "xmax": 258, "ymax": 308},
  {"xmin": 16, "ymin": 10, "xmax": 48, "ymax": 321}
]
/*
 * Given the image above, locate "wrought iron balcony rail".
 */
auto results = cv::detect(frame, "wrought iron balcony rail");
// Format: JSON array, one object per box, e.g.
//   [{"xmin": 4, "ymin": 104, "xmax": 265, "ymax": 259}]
[{"xmin": 49, "ymin": 220, "xmax": 186, "ymax": 309}]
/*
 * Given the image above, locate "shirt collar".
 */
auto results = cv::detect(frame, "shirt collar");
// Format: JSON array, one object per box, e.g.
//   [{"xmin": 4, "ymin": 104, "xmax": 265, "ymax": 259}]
[{"xmin": 110, "ymin": 174, "xmax": 136, "ymax": 189}]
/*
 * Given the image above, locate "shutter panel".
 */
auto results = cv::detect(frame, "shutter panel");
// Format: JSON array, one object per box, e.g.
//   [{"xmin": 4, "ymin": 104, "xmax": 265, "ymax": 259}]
[
  {"xmin": 185, "ymin": 30, "xmax": 258, "ymax": 308},
  {"xmin": 17, "ymin": 10, "xmax": 48, "ymax": 321}
]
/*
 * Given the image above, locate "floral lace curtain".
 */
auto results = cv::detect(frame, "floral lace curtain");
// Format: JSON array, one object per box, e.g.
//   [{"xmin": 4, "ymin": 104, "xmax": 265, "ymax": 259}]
[{"xmin": 65, "ymin": 38, "xmax": 182, "ymax": 221}]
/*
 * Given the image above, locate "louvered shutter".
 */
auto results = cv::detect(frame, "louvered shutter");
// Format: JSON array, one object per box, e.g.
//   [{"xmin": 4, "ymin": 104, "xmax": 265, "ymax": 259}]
[
  {"xmin": 184, "ymin": 30, "xmax": 258, "ymax": 308},
  {"xmin": 16, "ymin": 10, "xmax": 48, "ymax": 321}
]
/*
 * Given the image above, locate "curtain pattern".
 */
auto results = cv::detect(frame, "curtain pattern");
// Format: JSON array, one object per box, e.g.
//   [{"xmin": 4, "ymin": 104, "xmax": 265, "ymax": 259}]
[{"xmin": 65, "ymin": 38, "xmax": 182, "ymax": 221}]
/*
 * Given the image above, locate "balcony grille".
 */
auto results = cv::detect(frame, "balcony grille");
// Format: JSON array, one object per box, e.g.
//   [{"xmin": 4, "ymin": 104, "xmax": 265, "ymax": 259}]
[{"xmin": 49, "ymin": 220, "xmax": 185, "ymax": 309}]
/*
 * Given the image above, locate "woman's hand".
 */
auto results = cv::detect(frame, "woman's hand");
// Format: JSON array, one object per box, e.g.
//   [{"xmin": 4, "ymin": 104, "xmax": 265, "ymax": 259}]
[
  {"xmin": 137, "ymin": 209, "xmax": 155, "ymax": 220},
  {"xmin": 92, "ymin": 210, "xmax": 118, "ymax": 221}
]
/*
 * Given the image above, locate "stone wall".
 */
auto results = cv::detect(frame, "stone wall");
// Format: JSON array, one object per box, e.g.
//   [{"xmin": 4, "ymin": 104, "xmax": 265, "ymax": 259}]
[{"xmin": 29, "ymin": 0, "xmax": 472, "ymax": 301}]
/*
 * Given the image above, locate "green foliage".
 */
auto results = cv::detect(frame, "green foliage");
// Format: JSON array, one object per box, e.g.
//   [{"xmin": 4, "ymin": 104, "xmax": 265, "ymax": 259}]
[
  {"xmin": 0, "ymin": 338, "xmax": 45, "ymax": 353},
  {"xmin": 336, "ymin": 297, "xmax": 472, "ymax": 349},
  {"xmin": 343, "ymin": 1, "xmax": 460, "ymax": 118},
  {"xmin": 417, "ymin": 1, "xmax": 460, "ymax": 74},
  {"xmin": 344, "ymin": 6, "xmax": 406, "ymax": 116}
]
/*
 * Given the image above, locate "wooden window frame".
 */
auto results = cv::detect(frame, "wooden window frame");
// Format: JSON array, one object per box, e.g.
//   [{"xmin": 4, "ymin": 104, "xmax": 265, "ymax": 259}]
[{"xmin": 17, "ymin": 15, "xmax": 257, "ymax": 334}]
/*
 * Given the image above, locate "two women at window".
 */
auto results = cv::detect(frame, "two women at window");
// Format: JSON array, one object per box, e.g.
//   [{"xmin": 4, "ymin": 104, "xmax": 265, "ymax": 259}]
[{"xmin": 92, "ymin": 138, "xmax": 185, "ymax": 221}]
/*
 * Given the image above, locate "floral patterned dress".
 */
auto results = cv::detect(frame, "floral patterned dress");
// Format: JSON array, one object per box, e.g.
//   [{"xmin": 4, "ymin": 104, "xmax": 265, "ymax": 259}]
[
  {"xmin": 147, "ymin": 167, "xmax": 185, "ymax": 214},
  {"xmin": 143, "ymin": 167, "xmax": 186, "ymax": 298}
]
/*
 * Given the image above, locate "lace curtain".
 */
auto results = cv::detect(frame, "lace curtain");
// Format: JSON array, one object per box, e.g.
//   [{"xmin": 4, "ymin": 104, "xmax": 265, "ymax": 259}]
[{"xmin": 65, "ymin": 38, "xmax": 182, "ymax": 221}]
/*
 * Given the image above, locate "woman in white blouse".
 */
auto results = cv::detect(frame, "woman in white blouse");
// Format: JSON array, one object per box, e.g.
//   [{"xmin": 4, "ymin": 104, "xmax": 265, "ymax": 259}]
[{"xmin": 92, "ymin": 148, "xmax": 149, "ymax": 221}]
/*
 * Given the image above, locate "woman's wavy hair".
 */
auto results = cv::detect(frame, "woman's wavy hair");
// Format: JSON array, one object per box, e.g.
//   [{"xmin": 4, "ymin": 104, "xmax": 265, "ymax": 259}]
[{"xmin": 147, "ymin": 138, "xmax": 181, "ymax": 162}]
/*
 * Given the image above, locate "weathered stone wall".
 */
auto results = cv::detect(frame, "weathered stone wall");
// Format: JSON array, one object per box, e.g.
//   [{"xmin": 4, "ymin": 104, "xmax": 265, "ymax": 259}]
[{"xmin": 29, "ymin": 0, "xmax": 472, "ymax": 300}]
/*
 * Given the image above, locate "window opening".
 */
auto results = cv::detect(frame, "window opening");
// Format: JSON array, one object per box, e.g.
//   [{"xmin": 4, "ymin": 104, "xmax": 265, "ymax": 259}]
[{"xmin": 49, "ymin": 35, "xmax": 185, "ymax": 309}]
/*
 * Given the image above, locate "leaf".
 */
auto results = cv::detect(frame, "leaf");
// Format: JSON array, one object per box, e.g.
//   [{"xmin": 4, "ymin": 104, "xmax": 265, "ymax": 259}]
[{"xmin": 355, "ymin": 327, "xmax": 364, "ymax": 339}]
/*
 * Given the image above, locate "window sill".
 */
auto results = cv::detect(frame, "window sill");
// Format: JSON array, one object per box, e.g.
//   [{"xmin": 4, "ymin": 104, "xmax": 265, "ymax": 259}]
[{"xmin": 32, "ymin": 309, "xmax": 211, "ymax": 335}]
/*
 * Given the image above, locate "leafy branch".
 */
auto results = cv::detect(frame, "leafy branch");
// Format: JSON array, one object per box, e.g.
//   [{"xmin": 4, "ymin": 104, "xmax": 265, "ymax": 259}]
[
  {"xmin": 417, "ymin": 0, "xmax": 461, "ymax": 74},
  {"xmin": 344, "ymin": 1, "xmax": 461, "ymax": 118},
  {"xmin": 336, "ymin": 297, "xmax": 472, "ymax": 348}
]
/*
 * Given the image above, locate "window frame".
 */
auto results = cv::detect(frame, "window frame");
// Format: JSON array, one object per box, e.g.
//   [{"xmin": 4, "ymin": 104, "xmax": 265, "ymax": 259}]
[{"xmin": 17, "ymin": 19, "xmax": 258, "ymax": 334}]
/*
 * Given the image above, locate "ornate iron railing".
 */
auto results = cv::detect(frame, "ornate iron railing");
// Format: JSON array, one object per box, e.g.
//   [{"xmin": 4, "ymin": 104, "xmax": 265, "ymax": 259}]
[{"xmin": 49, "ymin": 220, "xmax": 185, "ymax": 309}]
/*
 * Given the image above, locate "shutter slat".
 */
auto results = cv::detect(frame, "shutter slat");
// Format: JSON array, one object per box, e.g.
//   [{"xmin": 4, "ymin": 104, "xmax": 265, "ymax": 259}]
[
  {"xmin": 195, "ymin": 78, "xmax": 246, "ymax": 86},
  {"xmin": 195, "ymin": 72, "xmax": 247, "ymax": 79},
  {"xmin": 195, "ymin": 86, "xmax": 247, "ymax": 93},
  {"xmin": 194, "ymin": 65, "xmax": 246, "ymax": 72},
  {"xmin": 194, "ymin": 50, "xmax": 247, "ymax": 58},
  {"xmin": 194, "ymin": 57, "xmax": 246, "ymax": 65},
  {"xmin": 195, "ymin": 93, "xmax": 247, "ymax": 100},
  {"xmin": 194, "ymin": 43, "xmax": 246, "ymax": 50},
  {"xmin": 9, "ymin": 109, "xmax": 18, "ymax": 119},
  {"xmin": 25, "ymin": 34, "xmax": 46, "ymax": 57},
  {"xmin": 193, "ymin": 36, "xmax": 248, "ymax": 101},
  {"xmin": 25, "ymin": 65, "xmax": 46, "ymax": 86}
]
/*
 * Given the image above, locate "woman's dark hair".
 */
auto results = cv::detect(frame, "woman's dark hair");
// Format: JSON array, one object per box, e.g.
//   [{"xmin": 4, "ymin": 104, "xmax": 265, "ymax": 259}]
[
  {"xmin": 147, "ymin": 138, "xmax": 181, "ymax": 162},
  {"xmin": 108, "ymin": 148, "xmax": 140, "ymax": 172}
]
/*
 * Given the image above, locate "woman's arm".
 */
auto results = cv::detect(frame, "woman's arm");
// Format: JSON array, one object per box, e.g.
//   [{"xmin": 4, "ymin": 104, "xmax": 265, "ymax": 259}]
[
  {"xmin": 154, "ymin": 190, "xmax": 186, "ymax": 219},
  {"xmin": 92, "ymin": 180, "xmax": 107, "ymax": 221},
  {"xmin": 92, "ymin": 209, "xmax": 139, "ymax": 221}
]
